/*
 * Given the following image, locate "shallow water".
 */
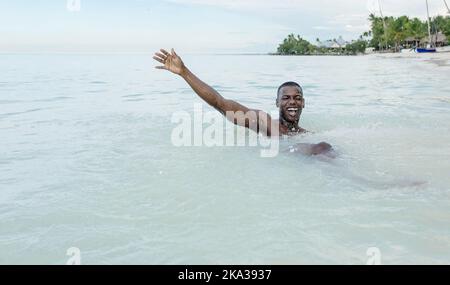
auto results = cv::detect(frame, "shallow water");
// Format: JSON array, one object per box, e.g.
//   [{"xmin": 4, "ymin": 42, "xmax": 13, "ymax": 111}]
[{"xmin": 1, "ymin": 53, "xmax": 450, "ymax": 264}]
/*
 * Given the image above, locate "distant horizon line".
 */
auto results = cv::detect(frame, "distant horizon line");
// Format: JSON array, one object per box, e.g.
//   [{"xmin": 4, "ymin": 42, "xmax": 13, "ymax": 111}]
[{"xmin": 0, "ymin": 51, "xmax": 273, "ymax": 56}]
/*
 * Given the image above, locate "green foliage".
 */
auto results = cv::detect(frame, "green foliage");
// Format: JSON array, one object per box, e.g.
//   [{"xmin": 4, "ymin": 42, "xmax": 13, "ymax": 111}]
[
  {"xmin": 432, "ymin": 15, "xmax": 450, "ymax": 36},
  {"xmin": 275, "ymin": 14, "xmax": 449, "ymax": 55},
  {"xmin": 277, "ymin": 34, "xmax": 316, "ymax": 55},
  {"xmin": 345, "ymin": 40, "xmax": 367, "ymax": 54},
  {"xmin": 367, "ymin": 14, "xmax": 450, "ymax": 50},
  {"xmin": 277, "ymin": 34, "xmax": 367, "ymax": 56}
]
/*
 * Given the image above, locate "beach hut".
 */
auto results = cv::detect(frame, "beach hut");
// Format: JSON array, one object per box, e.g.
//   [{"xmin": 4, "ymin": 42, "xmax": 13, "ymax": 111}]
[
  {"xmin": 335, "ymin": 36, "xmax": 349, "ymax": 48},
  {"xmin": 434, "ymin": 32, "xmax": 448, "ymax": 47},
  {"xmin": 316, "ymin": 40, "xmax": 334, "ymax": 48},
  {"xmin": 404, "ymin": 36, "xmax": 420, "ymax": 48},
  {"xmin": 420, "ymin": 32, "xmax": 448, "ymax": 47}
]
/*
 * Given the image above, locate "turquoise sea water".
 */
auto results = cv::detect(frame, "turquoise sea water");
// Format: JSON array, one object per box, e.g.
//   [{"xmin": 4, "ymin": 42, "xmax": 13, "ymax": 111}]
[{"xmin": 1, "ymin": 53, "xmax": 450, "ymax": 264}]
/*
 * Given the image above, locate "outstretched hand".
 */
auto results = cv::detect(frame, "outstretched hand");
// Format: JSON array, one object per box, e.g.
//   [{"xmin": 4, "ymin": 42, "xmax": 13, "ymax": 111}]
[{"xmin": 153, "ymin": 48, "xmax": 185, "ymax": 75}]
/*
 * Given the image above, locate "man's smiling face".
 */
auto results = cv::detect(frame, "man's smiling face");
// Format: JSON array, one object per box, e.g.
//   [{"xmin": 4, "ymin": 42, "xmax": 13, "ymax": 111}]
[{"xmin": 276, "ymin": 85, "xmax": 305, "ymax": 123}]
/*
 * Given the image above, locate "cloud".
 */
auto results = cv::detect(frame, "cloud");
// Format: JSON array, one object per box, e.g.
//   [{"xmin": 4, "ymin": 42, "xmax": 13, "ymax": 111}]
[
  {"xmin": 166, "ymin": 0, "xmax": 449, "ymax": 20},
  {"xmin": 2, "ymin": 0, "xmax": 449, "ymax": 53},
  {"xmin": 165, "ymin": 0, "xmax": 314, "ymax": 11},
  {"xmin": 313, "ymin": 26, "xmax": 333, "ymax": 30},
  {"xmin": 171, "ymin": 0, "xmax": 445, "ymax": 12},
  {"xmin": 165, "ymin": 0, "xmax": 448, "ymax": 40},
  {"xmin": 327, "ymin": 13, "xmax": 371, "ymax": 33}
]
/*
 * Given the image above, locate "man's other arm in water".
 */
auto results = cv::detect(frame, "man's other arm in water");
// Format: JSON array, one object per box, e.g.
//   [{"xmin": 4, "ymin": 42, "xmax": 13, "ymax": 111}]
[
  {"xmin": 285, "ymin": 142, "xmax": 337, "ymax": 158},
  {"xmin": 286, "ymin": 144, "xmax": 426, "ymax": 186},
  {"xmin": 153, "ymin": 49, "xmax": 273, "ymax": 136}
]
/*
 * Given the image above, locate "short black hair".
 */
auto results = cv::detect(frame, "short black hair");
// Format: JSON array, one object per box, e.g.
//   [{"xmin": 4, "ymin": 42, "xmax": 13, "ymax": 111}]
[{"xmin": 277, "ymin": 81, "xmax": 303, "ymax": 98}]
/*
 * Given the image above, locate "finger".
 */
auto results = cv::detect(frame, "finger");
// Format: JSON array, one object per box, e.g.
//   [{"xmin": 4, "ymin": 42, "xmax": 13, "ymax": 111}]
[
  {"xmin": 171, "ymin": 48, "xmax": 176, "ymax": 56},
  {"xmin": 153, "ymin": 53, "xmax": 165, "ymax": 59},
  {"xmin": 155, "ymin": 66, "xmax": 167, "ymax": 70},
  {"xmin": 160, "ymin": 49, "xmax": 170, "ymax": 56},
  {"xmin": 152, "ymin": 56, "xmax": 165, "ymax": 64},
  {"xmin": 154, "ymin": 52, "xmax": 166, "ymax": 59}
]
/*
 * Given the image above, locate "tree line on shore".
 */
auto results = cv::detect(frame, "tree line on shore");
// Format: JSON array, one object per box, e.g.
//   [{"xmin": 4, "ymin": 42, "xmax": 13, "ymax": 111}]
[
  {"xmin": 367, "ymin": 14, "xmax": 450, "ymax": 51},
  {"xmin": 276, "ymin": 14, "xmax": 450, "ymax": 55}
]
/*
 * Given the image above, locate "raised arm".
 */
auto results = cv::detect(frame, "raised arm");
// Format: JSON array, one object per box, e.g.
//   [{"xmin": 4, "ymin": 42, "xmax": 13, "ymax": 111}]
[{"xmin": 153, "ymin": 48, "xmax": 272, "ymax": 136}]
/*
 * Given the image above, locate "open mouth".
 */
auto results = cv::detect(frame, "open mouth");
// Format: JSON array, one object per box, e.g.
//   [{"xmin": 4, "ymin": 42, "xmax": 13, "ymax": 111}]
[{"xmin": 286, "ymin": 107, "xmax": 299, "ymax": 117}]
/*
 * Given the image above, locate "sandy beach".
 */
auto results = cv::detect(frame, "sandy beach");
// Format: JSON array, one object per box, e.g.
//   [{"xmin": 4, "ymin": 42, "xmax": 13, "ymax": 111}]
[{"xmin": 369, "ymin": 47, "xmax": 450, "ymax": 67}]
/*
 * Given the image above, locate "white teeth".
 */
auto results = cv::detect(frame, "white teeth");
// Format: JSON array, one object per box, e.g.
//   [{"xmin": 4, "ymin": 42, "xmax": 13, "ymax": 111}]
[{"xmin": 287, "ymin": 108, "xmax": 298, "ymax": 111}]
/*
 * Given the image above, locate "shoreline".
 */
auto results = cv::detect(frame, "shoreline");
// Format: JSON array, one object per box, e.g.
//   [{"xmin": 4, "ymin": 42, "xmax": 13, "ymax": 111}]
[
  {"xmin": 269, "ymin": 47, "xmax": 450, "ymax": 57},
  {"xmin": 369, "ymin": 51, "xmax": 450, "ymax": 67},
  {"xmin": 268, "ymin": 53, "xmax": 363, "ymax": 56}
]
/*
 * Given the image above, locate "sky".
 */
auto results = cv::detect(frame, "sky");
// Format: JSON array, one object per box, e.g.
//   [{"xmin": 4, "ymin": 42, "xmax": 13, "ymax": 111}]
[{"xmin": 0, "ymin": 0, "xmax": 448, "ymax": 53}]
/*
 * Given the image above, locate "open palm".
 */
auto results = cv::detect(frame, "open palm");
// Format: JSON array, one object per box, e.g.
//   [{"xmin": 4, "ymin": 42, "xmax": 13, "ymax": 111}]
[{"xmin": 153, "ymin": 48, "xmax": 184, "ymax": 75}]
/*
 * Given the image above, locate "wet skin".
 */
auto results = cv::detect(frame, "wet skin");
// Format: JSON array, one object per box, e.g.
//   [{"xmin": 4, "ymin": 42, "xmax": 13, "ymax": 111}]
[
  {"xmin": 151, "ymin": 49, "xmax": 434, "ymax": 188},
  {"xmin": 285, "ymin": 142, "xmax": 336, "ymax": 158},
  {"xmin": 276, "ymin": 86, "xmax": 307, "ymax": 135},
  {"xmin": 152, "ymin": 48, "xmax": 333, "ymax": 156}
]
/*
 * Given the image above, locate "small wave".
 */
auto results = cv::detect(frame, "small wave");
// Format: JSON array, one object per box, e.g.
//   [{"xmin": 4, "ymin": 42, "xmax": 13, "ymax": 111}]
[
  {"xmin": 178, "ymin": 88, "xmax": 193, "ymax": 94},
  {"xmin": 122, "ymin": 93, "xmax": 145, "ymax": 98},
  {"xmin": 431, "ymin": 97, "xmax": 450, "ymax": 104},
  {"xmin": 0, "ymin": 81, "xmax": 33, "ymax": 85},
  {"xmin": 0, "ymin": 108, "xmax": 44, "ymax": 118},
  {"xmin": 86, "ymin": 89, "xmax": 108, "ymax": 94},
  {"xmin": 89, "ymin": 81, "xmax": 108, "ymax": 85},
  {"xmin": 124, "ymin": 98, "xmax": 145, "ymax": 102},
  {"xmin": 211, "ymin": 85, "xmax": 236, "ymax": 91},
  {"xmin": 32, "ymin": 96, "xmax": 73, "ymax": 102}
]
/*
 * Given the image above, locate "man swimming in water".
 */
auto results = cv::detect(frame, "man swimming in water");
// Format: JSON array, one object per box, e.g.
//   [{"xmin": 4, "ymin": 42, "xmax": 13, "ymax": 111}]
[
  {"xmin": 153, "ymin": 48, "xmax": 333, "ymax": 157},
  {"xmin": 152, "ymin": 49, "xmax": 429, "ymax": 188}
]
